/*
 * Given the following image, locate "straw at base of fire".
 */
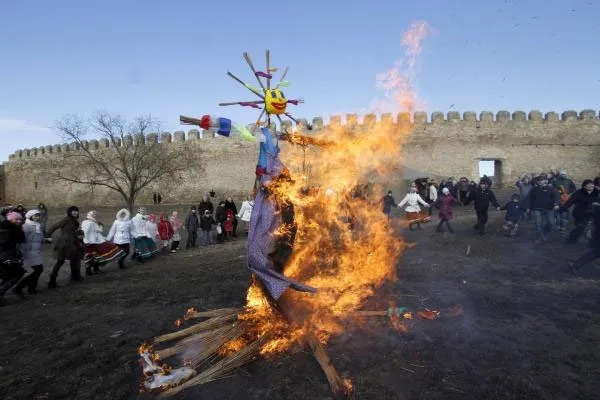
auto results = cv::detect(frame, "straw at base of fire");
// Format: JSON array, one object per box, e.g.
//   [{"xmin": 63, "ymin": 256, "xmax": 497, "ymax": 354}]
[
  {"xmin": 157, "ymin": 338, "xmax": 265, "ymax": 398},
  {"xmin": 153, "ymin": 313, "xmax": 238, "ymax": 344},
  {"xmin": 156, "ymin": 324, "xmax": 241, "ymax": 361},
  {"xmin": 184, "ymin": 307, "xmax": 242, "ymax": 321}
]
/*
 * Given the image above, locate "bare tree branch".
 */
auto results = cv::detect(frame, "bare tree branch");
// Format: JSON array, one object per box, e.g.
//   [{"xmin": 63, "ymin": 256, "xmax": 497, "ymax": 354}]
[{"xmin": 52, "ymin": 112, "xmax": 198, "ymax": 211}]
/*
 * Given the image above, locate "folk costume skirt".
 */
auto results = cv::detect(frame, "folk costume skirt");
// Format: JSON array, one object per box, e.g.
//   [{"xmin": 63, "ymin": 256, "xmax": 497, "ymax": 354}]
[
  {"xmin": 83, "ymin": 242, "xmax": 125, "ymax": 267},
  {"xmin": 132, "ymin": 237, "xmax": 160, "ymax": 259}
]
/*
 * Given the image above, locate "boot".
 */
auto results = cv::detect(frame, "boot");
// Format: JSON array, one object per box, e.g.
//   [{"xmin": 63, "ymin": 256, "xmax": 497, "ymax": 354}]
[
  {"xmin": 86, "ymin": 267, "xmax": 94, "ymax": 276},
  {"xmin": 48, "ymin": 275, "xmax": 57, "ymax": 288},
  {"xmin": 118, "ymin": 258, "xmax": 127, "ymax": 269},
  {"xmin": 93, "ymin": 264, "xmax": 102, "ymax": 274}
]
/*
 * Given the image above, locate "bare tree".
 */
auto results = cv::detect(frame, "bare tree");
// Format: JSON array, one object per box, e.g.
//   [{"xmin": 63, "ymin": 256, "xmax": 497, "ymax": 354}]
[{"xmin": 54, "ymin": 112, "xmax": 196, "ymax": 211}]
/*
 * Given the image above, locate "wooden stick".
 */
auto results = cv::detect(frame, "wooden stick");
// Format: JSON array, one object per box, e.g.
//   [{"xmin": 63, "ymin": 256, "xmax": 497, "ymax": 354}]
[
  {"xmin": 184, "ymin": 307, "xmax": 241, "ymax": 320},
  {"xmin": 218, "ymin": 101, "xmax": 264, "ymax": 106},
  {"xmin": 354, "ymin": 310, "xmax": 387, "ymax": 316},
  {"xmin": 253, "ymin": 109, "xmax": 266, "ymax": 133},
  {"xmin": 277, "ymin": 66, "xmax": 289, "ymax": 87},
  {"xmin": 266, "ymin": 49, "xmax": 271, "ymax": 90},
  {"xmin": 276, "ymin": 293, "xmax": 346, "ymax": 396},
  {"xmin": 153, "ymin": 314, "xmax": 238, "ymax": 344},
  {"xmin": 243, "ymin": 52, "xmax": 266, "ymax": 91},
  {"xmin": 227, "ymin": 71, "xmax": 265, "ymax": 99}
]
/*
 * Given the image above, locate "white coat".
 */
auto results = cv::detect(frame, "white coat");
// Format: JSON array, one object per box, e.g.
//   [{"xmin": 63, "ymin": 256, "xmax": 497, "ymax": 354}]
[
  {"xmin": 21, "ymin": 219, "xmax": 44, "ymax": 266},
  {"xmin": 81, "ymin": 219, "xmax": 104, "ymax": 244},
  {"xmin": 237, "ymin": 200, "xmax": 254, "ymax": 222},
  {"xmin": 146, "ymin": 221, "xmax": 159, "ymax": 243},
  {"xmin": 106, "ymin": 209, "xmax": 133, "ymax": 244},
  {"xmin": 398, "ymin": 192, "xmax": 429, "ymax": 213},
  {"xmin": 131, "ymin": 213, "xmax": 149, "ymax": 238},
  {"xmin": 429, "ymin": 185, "xmax": 438, "ymax": 203}
]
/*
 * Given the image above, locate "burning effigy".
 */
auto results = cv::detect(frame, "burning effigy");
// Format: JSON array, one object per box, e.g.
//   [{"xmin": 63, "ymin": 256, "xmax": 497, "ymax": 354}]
[{"xmin": 139, "ymin": 24, "xmax": 443, "ymax": 397}]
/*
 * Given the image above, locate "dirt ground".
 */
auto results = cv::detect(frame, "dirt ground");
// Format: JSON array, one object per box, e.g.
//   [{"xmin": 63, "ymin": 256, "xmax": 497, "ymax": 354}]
[{"xmin": 1, "ymin": 199, "xmax": 599, "ymax": 400}]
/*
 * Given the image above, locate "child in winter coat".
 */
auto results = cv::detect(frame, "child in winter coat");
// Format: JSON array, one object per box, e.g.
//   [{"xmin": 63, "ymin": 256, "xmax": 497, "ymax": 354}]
[
  {"xmin": 224, "ymin": 209, "xmax": 235, "ymax": 239},
  {"xmin": 501, "ymin": 194, "xmax": 525, "ymax": 237},
  {"xmin": 169, "ymin": 211, "xmax": 182, "ymax": 252},
  {"xmin": 435, "ymin": 187, "xmax": 459, "ymax": 233},
  {"xmin": 157, "ymin": 213, "xmax": 174, "ymax": 252},
  {"xmin": 146, "ymin": 214, "xmax": 160, "ymax": 245},
  {"xmin": 184, "ymin": 206, "xmax": 200, "ymax": 249},
  {"xmin": 200, "ymin": 210, "xmax": 215, "ymax": 245},
  {"xmin": 106, "ymin": 208, "xmax": 133, "ymax": 268},
  {"xmin": 13, "ymin": 209, "xmax": 46, "ymax": 296},
  {"xmin": 398, "ymin": 183, "xmax": 430, "ymax": 231}
]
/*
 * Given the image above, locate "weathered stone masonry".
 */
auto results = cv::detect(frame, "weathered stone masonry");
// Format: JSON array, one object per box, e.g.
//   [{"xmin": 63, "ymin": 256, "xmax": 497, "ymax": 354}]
[{"xmin": 1, "ymin": 109, "xmax": 599, "ymax": 206}]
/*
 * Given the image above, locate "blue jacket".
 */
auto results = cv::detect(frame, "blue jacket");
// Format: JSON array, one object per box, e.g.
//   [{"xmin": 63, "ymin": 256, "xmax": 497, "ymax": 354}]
[{"xmin": 502, "ymin": 201, "xmax": 524, "ymax": 222}]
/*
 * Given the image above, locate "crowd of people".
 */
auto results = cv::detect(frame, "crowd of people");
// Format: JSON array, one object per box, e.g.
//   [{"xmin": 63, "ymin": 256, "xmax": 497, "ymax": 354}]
[
  {"xmin": 2, "ymin": 168, "xmax": 599, "ymax": 307},
  {"xmin": 383, "ymin": 169, "xmax": 600, "ymax": 274},
  {"xmin": 0, "ymin": 193, "xmax": 255, "ymax": 306}
]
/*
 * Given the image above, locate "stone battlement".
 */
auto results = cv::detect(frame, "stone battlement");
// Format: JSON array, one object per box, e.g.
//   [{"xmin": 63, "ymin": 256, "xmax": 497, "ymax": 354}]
[{"xmin": 7, "ymin": 109, "xmax": 600, "ymax": 161}]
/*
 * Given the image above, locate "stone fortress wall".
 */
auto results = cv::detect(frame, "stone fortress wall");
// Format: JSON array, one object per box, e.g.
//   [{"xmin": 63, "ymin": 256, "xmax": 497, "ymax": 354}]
[{"xmin": 2, "ymin": 109, "xmax": 599, "ymax": 207}]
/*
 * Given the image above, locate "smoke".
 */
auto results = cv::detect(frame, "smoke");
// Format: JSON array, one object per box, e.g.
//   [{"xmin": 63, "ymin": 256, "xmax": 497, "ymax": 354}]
[{"xmin": 370, "ymin": 21, "xmax": 431, "ymax": 115}]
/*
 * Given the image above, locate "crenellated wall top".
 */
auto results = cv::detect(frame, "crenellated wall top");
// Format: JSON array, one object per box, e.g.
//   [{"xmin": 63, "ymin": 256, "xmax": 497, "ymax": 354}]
[{"xmin": 6, "ymin": 109, "xmax": 600, "ymax": 161}]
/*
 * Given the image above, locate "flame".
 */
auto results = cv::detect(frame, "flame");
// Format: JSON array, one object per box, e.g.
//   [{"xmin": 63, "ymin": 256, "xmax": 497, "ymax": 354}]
[
  {"xmin": 230, "ymin": 21, "xmax": 431, "ymax": 356},
  {"xmin": 175, "ymin": 319, "xmax": 182, "ymax": 328}
]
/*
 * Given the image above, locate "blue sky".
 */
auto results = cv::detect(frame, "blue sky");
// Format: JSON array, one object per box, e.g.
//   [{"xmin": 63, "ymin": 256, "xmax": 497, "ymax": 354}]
[{"xmin": 1, "ymin": 0, "xmax": 599, "ymax": 163}]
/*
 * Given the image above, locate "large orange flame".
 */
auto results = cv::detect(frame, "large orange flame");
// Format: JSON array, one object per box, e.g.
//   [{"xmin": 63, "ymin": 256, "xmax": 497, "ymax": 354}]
[{"xmin": 241, "ymin": 21, "xmax": 432, "ymax": 353}]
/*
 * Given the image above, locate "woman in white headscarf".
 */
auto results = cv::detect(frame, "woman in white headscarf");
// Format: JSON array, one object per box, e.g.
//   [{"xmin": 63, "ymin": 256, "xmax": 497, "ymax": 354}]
[
  {"xmin": 398, "ymin": 183, "xmax": 430, "ymax": 231},
  {"xmin": 81, "ymin": 210, "xmax": 125, "ymax": 275}
]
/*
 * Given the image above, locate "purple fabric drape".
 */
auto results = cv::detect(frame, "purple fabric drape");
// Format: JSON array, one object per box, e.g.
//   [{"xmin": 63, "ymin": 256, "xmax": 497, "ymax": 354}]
[{"xmin": 247, "ymin": 128, "xmax": 317, "ymax": 300}]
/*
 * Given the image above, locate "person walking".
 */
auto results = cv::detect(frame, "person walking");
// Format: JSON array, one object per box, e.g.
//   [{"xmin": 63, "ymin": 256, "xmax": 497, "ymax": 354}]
[{"xmin": 46, "ymin": 206, "xmax": 84, "ymax": 287}]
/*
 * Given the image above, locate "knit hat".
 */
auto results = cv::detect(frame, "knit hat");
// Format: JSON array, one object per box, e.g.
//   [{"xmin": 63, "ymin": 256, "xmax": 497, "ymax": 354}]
[
  {"xmin": 148, "ymin": 214, "xmax": 156, "ymax": 222},
  {"xmin": 138, "ymin": 207, "xmax": 146, "ymax": 214},
  {"xmin": 66, "ymin": 206, "xmax": 79, "ymax": 217},
  {"xmin": 442, "ymin": 187, "xmax": 450, "ymax": 194},
  {"xmin": 25, "ymin": 209, "xmax": 40, "ymax": 219},
  {"xmin": 6, "ymin": 211, "xmax": 22, "ymax": 222}
]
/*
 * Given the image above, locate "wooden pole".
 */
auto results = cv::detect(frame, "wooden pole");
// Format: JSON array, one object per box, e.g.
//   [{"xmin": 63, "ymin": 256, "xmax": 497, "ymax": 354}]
[
  {"xmin": 266, "ymin": 49, "xmax": 271, "ymax": 90},
  {"xmin": 275, "ymin": 293, "xmax": 347, "ymax": 396}
]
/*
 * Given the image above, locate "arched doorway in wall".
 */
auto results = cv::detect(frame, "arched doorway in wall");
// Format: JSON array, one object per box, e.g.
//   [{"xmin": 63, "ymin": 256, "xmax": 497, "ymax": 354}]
[{"xmin": 477, "ymin": 159, "xmax": 503, "ymax": 187}]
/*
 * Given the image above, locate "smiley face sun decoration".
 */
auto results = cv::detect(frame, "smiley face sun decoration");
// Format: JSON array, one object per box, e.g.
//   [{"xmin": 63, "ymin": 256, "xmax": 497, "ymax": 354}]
[{"xmin": 218, "ymin": 50, "xmax": 307, "ymax": 131}]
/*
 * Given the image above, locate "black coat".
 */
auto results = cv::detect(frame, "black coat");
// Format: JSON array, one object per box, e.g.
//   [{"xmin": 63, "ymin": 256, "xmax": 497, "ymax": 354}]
[
  {"xmin": 464, "ymin": 188, "xmax": 500, "ymax": 210},
  {"xmin": 215, "ymin": 205, "xmax": 226, "ymax": 223},
  {"xmin": 198, "ymin": 200, "xmax": 214, "ymax": 215},
  {"xmin": 0, "ymin": 220, "xmax": 26, "ymax": 263},
  {"xmin": 200, "ymin": 215, "xmax": 215, "ymax": 231},
  {"xmin": 564, "ymin": 188, "xmax": 600, "ymax": 222},
  {"xmin": 224, "ymin": 201, "xmax": 238, "ymax": 218},
  {"xmin": 529, "ymin": 186, "xmax": 558, "ymax": 211}
]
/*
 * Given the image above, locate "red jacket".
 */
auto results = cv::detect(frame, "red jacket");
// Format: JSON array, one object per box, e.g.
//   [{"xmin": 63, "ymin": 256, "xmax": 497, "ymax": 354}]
[{"xmin": 158, "ymin": 219, "xmax": 174, "ymax": 240}]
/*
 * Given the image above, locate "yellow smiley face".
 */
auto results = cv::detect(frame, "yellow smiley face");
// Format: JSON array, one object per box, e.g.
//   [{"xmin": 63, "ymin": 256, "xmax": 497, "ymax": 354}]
[{"xmin": 265, "ymin": 88, "xmax": 287, "ymax": 115}]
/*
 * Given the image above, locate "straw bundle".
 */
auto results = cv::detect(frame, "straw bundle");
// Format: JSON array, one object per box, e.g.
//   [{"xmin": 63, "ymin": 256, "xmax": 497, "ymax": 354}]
[
  {"xmin": 157, "ymin": 338, "xmax": 265, "ymax": 398},
  {"xmin": 184, "ymin": 307, "xmax": 242, "ymax": 321},
  {"xmin": 153, "ymin": 313, "xmax": 238, "ymax": 344},
  {"xmin": 156, "ymin": 324, "xmax": 241, "ymax": 361}
]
